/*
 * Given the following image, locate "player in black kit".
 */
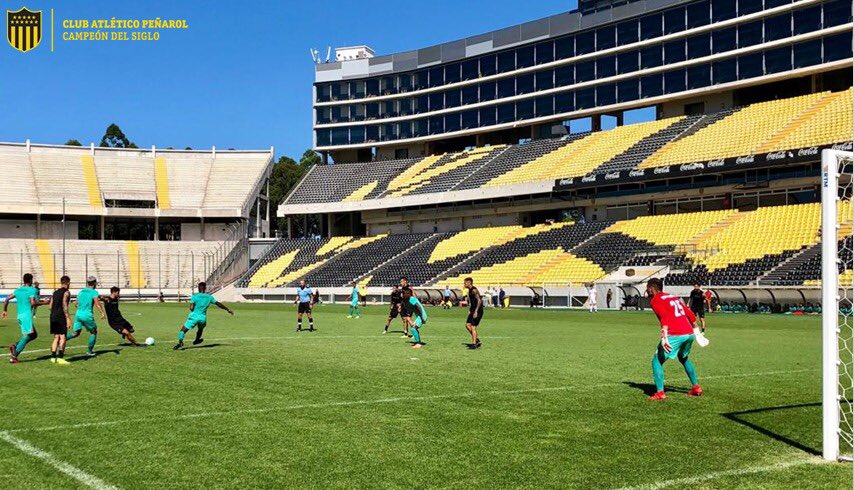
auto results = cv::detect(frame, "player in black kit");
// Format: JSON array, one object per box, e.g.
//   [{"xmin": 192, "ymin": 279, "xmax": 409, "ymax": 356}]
[
  {"xmin": 398, "ymin": 277, "xmax": 413, "ymax": 338},
  {"xmin": 463, "ymin": 277, "xmax": 484, "ymax": 349},
  {"xmin": 383, "ymin": 285, "xmax": 402, "ymax": 334},
  {"xmin": 688, "ymin": 283, "xmax": 708, "ymax": 332},
  {"xmin": 102, "ymin": 287, "xmax": 139, "ymax": 345},
  {"xmin": 48, "ymin": 276, "xmax": 72, "ymax": 364}
]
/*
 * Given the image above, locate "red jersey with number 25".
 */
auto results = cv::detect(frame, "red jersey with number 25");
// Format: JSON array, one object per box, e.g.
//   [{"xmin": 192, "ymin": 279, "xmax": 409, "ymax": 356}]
[{"xmin": 650, "ymin": 292, "xmax": 696, "ymax": 336}]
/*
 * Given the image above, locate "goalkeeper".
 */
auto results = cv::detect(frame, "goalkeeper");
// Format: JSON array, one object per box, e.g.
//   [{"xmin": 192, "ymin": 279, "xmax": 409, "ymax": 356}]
[{"xmin": 646, "ymin": 278, "xmax": 703, "ymax": 400}]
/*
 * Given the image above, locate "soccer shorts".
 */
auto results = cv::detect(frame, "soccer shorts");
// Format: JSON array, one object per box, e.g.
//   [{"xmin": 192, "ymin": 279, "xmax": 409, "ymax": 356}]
[
  {"xmin": 351, "ymin": 300, "xmax": 359, "ymax": 307},
  {"xmin": 17, "ymin": 317, "xmax": 35, "ymax": 335},
  {"xmin": 400, "ymin": 305, "xmax": 411, "ymax": 318},
  {"xmin": 72, "ymin": 316, "xmax": 97, "ymax": 333},
  {"xmin": 109, "ymin": 318, "xmax": 134, "ymax": 334},
  {"xmin": 658, "ymin": 334, "xmax": 694, "ymax": 360},
  {"xmin": 413, "ymin": 317, "xmax": 424, "ymax": 328},
  {"xmin": 691, "ymin": 306, "xmax": 705, "ymax": 319},
  {"xmin": 466, "ymin": 310, "xmax": 483, "ymax": 326},
  {"xmin": 298, "ymin": 302, "xmax": 312, "ymax": 314},
  {"xmin": 50, "ymin": 319, "xmax": 68, "ymax": 335},
  {"xmin": 183, "ymin": 316, "xmax": 207, "ymax": 330},
  {"xmin": 388, "ymin": 305, "xmax": 400, "ymax": 319}
]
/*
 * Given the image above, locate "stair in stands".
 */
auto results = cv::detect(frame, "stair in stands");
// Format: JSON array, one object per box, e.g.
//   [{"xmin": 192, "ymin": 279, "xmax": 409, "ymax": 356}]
[
  {"xmin": 756, "ymin": 93, "xmax": 836, "ymax": 153},
  {"xmin": 350, "ymin": 234, "xmax": 444, "ymax": 286}
]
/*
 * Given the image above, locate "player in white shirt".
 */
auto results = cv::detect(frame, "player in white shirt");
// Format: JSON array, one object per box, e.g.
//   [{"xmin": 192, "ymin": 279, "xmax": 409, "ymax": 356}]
[{"xmin": 587, "ymin": 285, "xmax": 598, "ymax": 313}]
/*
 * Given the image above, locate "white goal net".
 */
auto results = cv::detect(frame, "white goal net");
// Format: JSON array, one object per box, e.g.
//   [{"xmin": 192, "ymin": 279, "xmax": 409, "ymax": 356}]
[{"xmin": 822, "ymin": 148, "xmax": 854, "ymax": 462}]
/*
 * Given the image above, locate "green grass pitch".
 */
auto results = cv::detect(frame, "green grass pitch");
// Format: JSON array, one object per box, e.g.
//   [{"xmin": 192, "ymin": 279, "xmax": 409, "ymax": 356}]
[{"xmin": 0, "ymin": 301, "xmax": 850, "ymax": 489}]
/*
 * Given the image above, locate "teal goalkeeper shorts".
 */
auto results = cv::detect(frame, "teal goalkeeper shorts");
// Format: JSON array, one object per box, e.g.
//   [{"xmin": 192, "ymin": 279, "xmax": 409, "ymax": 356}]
[
  {"xmin": 183, "ymin": 316, "xmax": 207, "ymax": 330},
  {"xmin": 657, "ymin": 334, "xmax": 694, "ymax": 360},
  {"xmin": 18, "ymin": 317, "xmax": 35, "ymax": 335},
  {"xmin": 73, "ymin": 315, "xmax": 97, "ymax": 333},
  {"xmin": 413, "ymin": 317, "xmax": 424, "ymax": 328}
]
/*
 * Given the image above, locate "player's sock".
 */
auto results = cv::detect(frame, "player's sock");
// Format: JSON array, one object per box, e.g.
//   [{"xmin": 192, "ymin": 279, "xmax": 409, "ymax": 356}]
[
  {"xmin": 298, "ymin": 320, "xmax": 302, "ymax": 331},
  {"xmin": 177, "ymin": 330, "xmax": 186, "ymax": 341},
  {"xmin": 15, "ymin": 335, "xmax": 31, "ymax": 355},
  {"xmin": 309, "ymin": 319, "xmax": 314, "ymax": 330},
  {"xmin": 651, "ymin": 350, "xmax": 667, "ymax": 392},
  {"xmin": 51, "ymin": 350, "xmax": 57, "ymax": 359},
  {"xmin": 58, "ymin": 350, "xmax": 64, "ymax": 359},
  {"xmin": 679, "ymin": 356, "xmax": 699, "ymax": 386},
  {"xmin": 411, "ymin": 327, "xmax": 421, "ymax": 344},
  {"xmin": 87, "ymin": 334, "xmax": 97, "ymax": 353},
  {"xmin": 194, "ymin": 327, "xmax": 205, "ymax": 344}
]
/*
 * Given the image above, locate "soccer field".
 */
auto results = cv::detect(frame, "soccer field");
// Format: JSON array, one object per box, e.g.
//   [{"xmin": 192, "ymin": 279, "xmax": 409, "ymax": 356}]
[{"xmin": 0, "ymin": 302, "xmax": 849, "ymax": 489}]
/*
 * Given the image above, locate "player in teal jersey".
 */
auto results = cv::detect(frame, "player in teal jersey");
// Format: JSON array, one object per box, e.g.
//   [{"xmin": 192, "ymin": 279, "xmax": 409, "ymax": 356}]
[
  {"xmin": 402, "ymin": 289, "xmax": 428, "ymax": 349},
  {"xmin": 66, "ymin": 276, "xmax": 107, "ymax": 357},
  {"xmin": 3, "ymin": 273, "xmax": 49, "ymax": 364},
  {"xmin": 347, "ymin": 284, "xmax": 360, "ymax": 319},
  {"xmin": 173, "ymin": 282, "xmax": 233, "ymax": 350}
]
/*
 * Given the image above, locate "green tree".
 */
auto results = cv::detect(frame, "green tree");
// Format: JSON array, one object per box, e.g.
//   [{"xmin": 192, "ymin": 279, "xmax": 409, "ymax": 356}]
[
  {"xmin": 298, "ymin": 149, "xmax": 321, "ymax": 168},
  {"xmin": 64, "ymin": 139, "xmax": 82, "ymax": 146},
  {"xmin": 269, "ymin": 155, "xmax": 309, "ymax": 234},
  {"xmin": 99, "ymin": 123, "xmax": 137, "ymax": 148}
]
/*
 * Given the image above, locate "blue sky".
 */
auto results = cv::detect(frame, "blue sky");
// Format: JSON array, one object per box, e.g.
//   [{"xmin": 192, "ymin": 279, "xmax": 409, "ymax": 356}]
[{"xmin": 1, "ymin": 0, "xmax": 656, "ymax": 160}]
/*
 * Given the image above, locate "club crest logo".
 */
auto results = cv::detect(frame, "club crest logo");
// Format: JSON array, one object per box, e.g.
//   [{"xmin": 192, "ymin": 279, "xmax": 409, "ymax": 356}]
[{"xmin": 7, "ymin": 7, "xmax": 41, "ymax": 52}]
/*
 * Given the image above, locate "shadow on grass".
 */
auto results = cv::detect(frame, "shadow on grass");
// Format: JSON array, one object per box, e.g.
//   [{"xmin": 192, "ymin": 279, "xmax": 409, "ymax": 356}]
[
  {"xmin": 66, "ymin": 348, "xmax": 122, "ymax": 362},
  {"xmin": 181, "ymin": 343, "xmax": 224, "ymax": 351},
  {"xmin": 622, "ymin": 381, "xmax": 690, "ymax": 396},
  {"xmin": 721, "ymin": 403, "xmax": 821, "ymax": 456}
]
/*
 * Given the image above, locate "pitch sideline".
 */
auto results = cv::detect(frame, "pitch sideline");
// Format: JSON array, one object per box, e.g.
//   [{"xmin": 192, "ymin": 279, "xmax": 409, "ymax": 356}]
[{"xmin": 615, "ymin": 458, "xmax": 827, "ymax": 489}]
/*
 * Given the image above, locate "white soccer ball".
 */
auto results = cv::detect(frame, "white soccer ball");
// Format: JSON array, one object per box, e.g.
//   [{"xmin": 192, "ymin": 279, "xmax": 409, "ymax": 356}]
[{"xmin": 145, "ymin": 337, "xmax": 155, "ymax": 346}]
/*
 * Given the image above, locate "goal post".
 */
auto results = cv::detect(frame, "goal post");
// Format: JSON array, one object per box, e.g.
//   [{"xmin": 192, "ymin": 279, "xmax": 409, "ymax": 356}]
[{"xmin": 821, "ymin": 148, "xmax": 854, "ymax": 462}]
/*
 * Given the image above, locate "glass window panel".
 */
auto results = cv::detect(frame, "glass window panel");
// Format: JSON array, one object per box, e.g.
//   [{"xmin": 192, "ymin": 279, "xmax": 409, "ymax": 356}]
[
  {"xmin": 316, "ymin": 129, "xmax": 330, "ymax": 146},
  {"xmin": 664, "ymin": 70, "xmax": 686, "ymax": 93},
  {"xmin": 555, "ymin": 92, "xmax": 573, "ymax": 113},
  {"xmin": 445, "ymin": 113, "xmax": 460, "ymax": 133},
  {"xmin": 712, "ymin": 0, "xmax": 736, "ymax": 22},
  {"xmin": 366, "ymin": 103, "xmax": 379, "ymax": 119},
  {"xmin": 428, "ymin": 67, "xmax": 443, "ymax": 87},
  {"xmin": 366, "ymin": 125, "xmax": 379, "ymax": 142},
  {"xmin": 462, "ymin": 59, "xmax": 479, "ymax": 80},
  {"xmin": 687, "ymin": 64, "xmax": 710, "ymax": 89},
  {"xmin": 712, "ymin": 58, "xmax": 737, "ymax": 84},
  {"xmin": 365, "ymin": 80, "xmax": 379, "ymax": 97},
  {"xmin": 597, "ymin": 26, "xmax": 616, "ymax": 50},
  {"xmin": 765, "ymin": 0, "xmax": 791, "ymax": 8},
  {"xmin": 428, "ymin": 116, "xmax": 443, "ymax": 134},
  {"xmin": 462, "ymin": 85, "xmax": 479, "ymax": 105},
  {"xmin": 350, "ymin": 126, "xmax": 366, "ymax": 144},
  {"xmin": 517, "ymin": 73, "xmax": 535, "ymax": 94},
  {"xmin": 497, "ymin": 103, "xmax": 515, "ymax": 123},
  {"xmin": 498, "ymin": 50, "xmax": 516, "ymax": 72},
  {"xmin": 480, "ymin": 106, "xmax": 496, "ymax": 126},
  {"xmin": 641, "ymin": 74, "xmax": 663, "ymax": 98},
  {"xmin": 576, "ymin": 88, "xmax": 595, "ymax": 109},
  {"xmin": 536, "ymin": 69, "xmax": 554, "ymax": 90},
  {"xmin": 380, "ymin": 76, "xmax": 395, "ymax": 95},
  {"xmin": 516, "ymin": 99, "xmax": 534, "ymax": 120},
  {"xmin": 739, "ymin": 0, "xmax": 762, "ymax": 15},
  {"xmin": 576, "ymin": 31, "xmax": 595, "ymax": 55},
  {"xmin": 618, "ymin": 51, "xmax": 639, "ymax": 74},
  {"xmin": 793, "ymin": 39, "xmax": 822, "ymax": 68},
  {"xmin": 575, "ymin": 60, "xmax": 595, "ymax": 82},
  {"xmin": 480, "ymin": 55, "xmax": 497, "ymax": 76},
  {"xmin": 618, "ymin": 20, "xmax": 639, "ymax": 45},
  {"xmin": 825, "ymin": 32, "xmax": 853, "ymax": 61},
  {"xmin": 765, "ymin": 13, "xmax": 791, "ymax": 42},
  {"xmin": 331, "ymin": 127, "xmax": 349, "ymax": 145},
  {"xmin": 738, "ymin": 20, "xmax": 763, "ymax": 48},
  {"xmin": 641, "ymin": 45, "xmax": 662, "ymax": 68},
  {"xmin": 498, "ymin": 78, "xmax": 515, "ymax": 98},
  {"xmin": 398, "ymin": 75, "xmax": 411, "ymax": 93},
  {"xmin": 536, "ymin": 42, "xmax": 554, "ymax": 64},
  {"xmin": 428, "ymin": 92, "xmax": 443, "ymax": 111},
  {"xmin": 596, "ymin": 55, "xmax": 616, "ymax": 78},
  {"xmin": 535, "ymin": 96, "xmax": 554, "ymax": 117},
  {"xmin": 617, "ymin": 79, "xmax": 638, "ymax": 102},
  {"xmin": 738, "ymin": 52, "xmax": 763, "ymax": 79},
  {"xmin": 398, "ymin": 122, "xmax": 412, "ymax": 140},
  {"xmin": 641, "ymin": 14, "xmax": 662, "ymax": 39},
  {"xmin": 461, "ymin": 110, "xmax": 478, "ymax": 129},
  {"xmin": 688, "ymin": 33, "xmax": 711, "ymax": 58},
  {"xmin": 416, "ymin": 95, "xmax": 429, "ymax": 113},
  {"xmin": 415, "ymin": 70, "xmax": 429, "ymax": 90},
  {"xmin": 445, "ymin": 89, "xmax": 461, "ymax": 108},
  {"xmin": 413, "ymin": 120, "xmax": 427, "ymax": 138},
  {"xmin": 664, "ymin": 7, "xmax": 686, "ymax": 34},
  {"xmin": 687, "ymin": 0, "xmax": 710, "ymax": 28},
  {"xmin": 556, "ymin": 36, "xmax": 574, "ymax": 59},
  {"xmin": 664, "ymin": 40, "xmax": 686, "ymax": 63},
  {"xmin": 398, "ymin": 99, "xmax": 412, "ymax": 116},
  {"xmin": 793, "ymin": 6, "xmax": 821, "ymax": 35},
  {"xmin": 480, "ymin": 81, "xmax": 496, "ymax": 101},
  {"xmin": 824, "ymin": 0, "xmax": 852, "ymax": 28},
  {"xmin": 712, "ymin": 27, "xmax": 736, "ymax": 54},
  {"xmin": 597, "ymin": 84, "xmax": 616, "ymax": 106},
  {"xmin": 765, "ymin": 46, "xmax": 792, "ymax": 74},
  {"xmin": 517, "ymin": 45, "xmax": 535, "ymax": 68},
  {"xmin": 555, "ymin": 65, "xmax": 573, "ymax": 86}
]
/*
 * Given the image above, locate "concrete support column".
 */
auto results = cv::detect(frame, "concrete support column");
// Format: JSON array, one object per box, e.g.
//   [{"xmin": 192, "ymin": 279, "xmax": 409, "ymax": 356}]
[
  {"xmin": 591, "ymin": 114, "xmax": 602, "ymax": 132},
  {"xmin": 100, "ymin": 216, "xmax": 105, "ymax": 240},
  {"xmin": 615, "ymin": 113, "xmax": 624, "ymax": 127},
  {"xmin": 201, "ymin": 217, "xmax": 205, "ymax": 241},
  {"xmin": 36, "ymin": 214, "xmax": 41, "ymax": 239},
  {"xmin": 154, "ymin": 216, "xmax": 159, "ymax": 241},
  {"xmin": 256, "ymin": 198, "xmax": 261, "ymax": 238},
  {"xmin": 287, "ymin": 217, "xmax": 293, "ymax": 239}
]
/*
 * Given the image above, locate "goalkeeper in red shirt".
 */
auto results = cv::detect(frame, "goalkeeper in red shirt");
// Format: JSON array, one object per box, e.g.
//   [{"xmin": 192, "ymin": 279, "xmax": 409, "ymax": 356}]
[{"xmin": 646, "ymin": 278, "xmax": 703, "ymax": 400}]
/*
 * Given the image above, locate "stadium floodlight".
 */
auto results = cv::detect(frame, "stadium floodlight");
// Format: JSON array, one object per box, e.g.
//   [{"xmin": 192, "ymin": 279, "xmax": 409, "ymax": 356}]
[{"xmin": 821, "ymin": 148, "xmax": 854, "ymax": 462}]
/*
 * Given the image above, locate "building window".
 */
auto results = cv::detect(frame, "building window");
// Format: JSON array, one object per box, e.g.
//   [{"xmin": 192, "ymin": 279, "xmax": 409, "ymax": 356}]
[
  {"xmin": 617, "ymin": 20, "xmax": 639, "ymax": 45},
  {"xmin": 765, "ymin": 46, "xmax": 792, "ymax": 74},
  {"xmin": 596, "ymin": 55, "xmax": 616, "ymax": 78},
  {"xmin": 712, "ymin": 58, "xmax": 737, "ymax": 84},
  {"xmin": 617, "ymin": 79, "xmax": 639, "ymax": 102},
  {"xmin": 641, "ymin": 45, "xmax": 663, "ymax": 68},
  {"xmin": 618, "ymin": 51, "xmax": 639, "ymax": 74},
  {"xmin": 597, "ymin": 25, "xmax": 616, "ymax": 50},
  {"xmin": 687, "ymin": 0, "xmax": 710, "ymax": 28},
  {"xmin": 555, "ymin": 36, "xmax": 574, "ymax": 59},
  {"xmin": 664, "ymin": 40, "xmax": 686, "ymax": 64},
  {"xmin": 640, "ymin": 14, "xmax": 663, "ymax": 39},
  {"xmin": 535, "ymin": 95, "xmax": 554, "ymax": 117},
  {"xmin": 712, "ymin": 27, "xmax": 737, "ymax": 54},
  {"xmin": 664, "ymin": 7, "xmax": 685, "ymax": 34},
  {"xmin": 516, "ymin": 73, "xmax": 535, "ymax": 95},
  {"xmin": 764, "ymin": 13, "xmax": 792, "ymax": 42},
  {"xmin": 687, "ymin": 33, "xmax": 711, "ymax": 58},
  {"xmin": 575, "ymin": 60, "xmax": 595, "ymax": 83},
  {"xmin": 664, "ymin": 69, "xmax": 686, "ymax": 93},
  {"xmin": 738, "ymin": 52, "xmax": 763, "ymax": 79},
  {"xmin": 536, "ymin": 69, "xmax": 554, "ymax": 90},
  {"xmin": 536, "ymin": 41, "xmax": 554, "ymax": 64},
  {"xmin": 712, "ymin": 0, "xmax": 736, "ymax": 23},
  {"xmin": 738, "ymin": 20, "xmax": 763, "ymax": 48},
  {"xmin": 793, "ymin": 6, "xmax": 822, "ymax": 35}
]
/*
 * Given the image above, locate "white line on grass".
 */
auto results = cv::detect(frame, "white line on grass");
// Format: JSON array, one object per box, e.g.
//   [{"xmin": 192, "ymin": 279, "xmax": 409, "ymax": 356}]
[
  {"xmin": 10, "ymin": 368, "xmax": 815, "ymax": 434},
  {"xmin": 0, "ymin": 431, "xmax": 119, "ymax": 489},
  {"xmin": 0, "ymin": 334, "xmax": 512, "ymax": 358},
  {"xmin": 615, "ymin": 459, "xmax": 826, "ymax": 490}
]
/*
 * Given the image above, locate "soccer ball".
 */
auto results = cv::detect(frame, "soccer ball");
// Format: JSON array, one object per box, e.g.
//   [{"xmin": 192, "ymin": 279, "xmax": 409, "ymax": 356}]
[{"xmin": 145, "ymin": 337, "xmax": 155, "ymax": 346}]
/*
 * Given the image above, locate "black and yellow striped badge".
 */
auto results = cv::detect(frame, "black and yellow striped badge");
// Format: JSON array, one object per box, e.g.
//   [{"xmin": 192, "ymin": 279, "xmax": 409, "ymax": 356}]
[{"xmin": 6, "ymin": 7, "xmax": 42, "ymax": 53}]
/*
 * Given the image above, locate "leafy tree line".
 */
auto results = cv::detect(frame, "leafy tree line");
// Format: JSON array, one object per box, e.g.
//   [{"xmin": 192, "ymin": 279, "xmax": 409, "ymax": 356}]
[{"xmin": 66, "ymin": 123, "xmax": 324, "ymax": 236}]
